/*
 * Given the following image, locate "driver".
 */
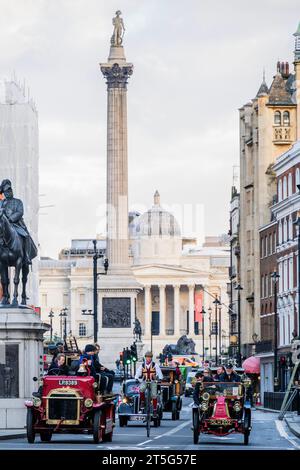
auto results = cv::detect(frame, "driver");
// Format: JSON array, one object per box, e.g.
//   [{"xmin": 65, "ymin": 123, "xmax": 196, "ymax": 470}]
[
  {"xmin": 48, "ymin": 354, "xmax": 69, "ymax": 376},
  {"xmin": 135, "ymin": 351, "xmax": 163, "ymax": 413},
  {"xmin": 224, "ymin": 363, "xmax": 241, "ymax": 382}
]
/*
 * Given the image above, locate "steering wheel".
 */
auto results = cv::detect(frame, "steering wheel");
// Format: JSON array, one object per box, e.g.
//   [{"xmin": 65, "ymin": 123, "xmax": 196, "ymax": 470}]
[{"xmin": 47, "ymin": 368, "xmax": 61, "ymax": 376}]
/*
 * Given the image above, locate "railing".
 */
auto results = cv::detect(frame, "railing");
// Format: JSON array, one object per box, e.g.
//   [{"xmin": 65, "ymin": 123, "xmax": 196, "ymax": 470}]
[
  {"xmin": 273, "ymin": 126, "xmax": 292, "ymax": 144},
  {"xmin": 264, "ymin": 391, "xmax": 298, "ymax": 411},
  {"xmin": 255, "ymin": 340, "xmax": 273, "ymax": 354}
]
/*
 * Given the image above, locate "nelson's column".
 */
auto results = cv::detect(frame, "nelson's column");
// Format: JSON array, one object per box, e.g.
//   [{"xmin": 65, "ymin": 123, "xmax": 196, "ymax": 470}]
[{"xmin": 99, "ymin": 12, "xmax": 141, "ymax": 366}]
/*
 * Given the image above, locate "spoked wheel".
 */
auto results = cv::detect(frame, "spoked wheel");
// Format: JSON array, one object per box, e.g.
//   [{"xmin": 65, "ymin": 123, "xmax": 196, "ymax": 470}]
[
  {"xmin": 192, "ymin": 408, "xmax": 200, "ymax": 445},
  {"xmin": 26, "ymin": 408, "xmax": 35, "ymax": 444},
  {"xmin": 93, "ymin": 409, "xmax": 104, "ymax": 444},
  {"xmin": 243, "ymin": 410, "xmax": 251, "ymax": 446},
  {"xmin": 145, "ymin": 389, "xmax": 151, "ymax": 438}
]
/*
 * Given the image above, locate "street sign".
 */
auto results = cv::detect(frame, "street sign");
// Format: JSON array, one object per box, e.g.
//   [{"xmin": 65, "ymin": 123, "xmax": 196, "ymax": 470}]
[{"xmin": 291, "ymin": 340, "xmax": 300, "ymax": 364}]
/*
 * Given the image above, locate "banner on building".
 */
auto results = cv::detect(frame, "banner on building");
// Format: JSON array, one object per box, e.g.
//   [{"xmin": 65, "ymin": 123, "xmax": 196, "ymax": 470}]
[{"xmin": 194, "ymin": 290, "xmax": 203, "ymax": 324}]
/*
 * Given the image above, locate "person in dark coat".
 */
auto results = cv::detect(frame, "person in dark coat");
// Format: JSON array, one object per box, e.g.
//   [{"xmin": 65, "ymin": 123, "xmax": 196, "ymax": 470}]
[
  {"xmin": 214, "ymin": 366, "xmax": 227, "ymax": 382},
  {"xmin": 94, "ymin": 344, "xmax": 115, "ymax": 393},
  {"xmin": 48, "ymin": 354, "xmax": 69, "ymax": 376},
  {"xmin": 224, "ymin": 364, "xmax": 241, "ymax": 382},
  {"xmin": 193, "ymin": 372, "xmax": 204, "ymax": 406}
]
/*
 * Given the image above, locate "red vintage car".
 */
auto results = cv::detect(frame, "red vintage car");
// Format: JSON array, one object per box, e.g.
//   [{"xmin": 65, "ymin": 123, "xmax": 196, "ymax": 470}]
[
  {"xmin": 25, "ymin": 374, "xmax": 116, "ymax": 444},
  {"xmin": 192, "ymin": 381, "xmax": 252, "ymax": 445}
]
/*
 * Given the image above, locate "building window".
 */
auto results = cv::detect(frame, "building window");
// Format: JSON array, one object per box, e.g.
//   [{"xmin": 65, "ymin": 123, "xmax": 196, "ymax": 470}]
[
  {"xmin": 289, "ymin": 256, "xmax": 294, "ymax": 290},
  {"xmin": 288, "ymin": 173, "xmax": 293, "ymax": 196},
  {"xmin": 283, "ymin": 110, "xmax": 290, "ymax": 126},
  {"xmin": 261, "ymin": 275, "xmax": 264, "ymax": 298},
  {"xmin": 63, "ymin": 293, "xmax": 69, "ymax": 307},
  {"xmin": 274, "ymin": 111, "xmax": 281, "ymax": 126},
  {"xmin": 278, "ymin": 220, "xmax": 282, "ymax": 245},
  {"xmin": 269, "ymin": 234, "xmax": 272, "ymax": 255},
  {"xmin": 283, "ymin": 176, "xmax": 287, "ymax": 199},
  {"xmin": 283, "ymin": 218, "xmax": 287, "ymax": 243},
  {"xmin": 78, "ymin": 323, "xmax": 87, "ymax": 337},
  {"xmin": 278, "ymin": 179, "xmax": 282, "ymax": 202},
  {"xmin": 261, "ymin": 237, "xmax": 264, "ymax": 258},
  {"xmin": 289, "ymin": 214, "xmax": 293, "ymax": 240},
  {"xmin": 296, "ymin": 167, "xmax": 300, "ymax": 186}
]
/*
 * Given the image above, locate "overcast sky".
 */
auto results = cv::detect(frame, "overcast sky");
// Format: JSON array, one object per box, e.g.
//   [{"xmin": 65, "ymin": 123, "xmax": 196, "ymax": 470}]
[{"xmin": 0, "ymin": 0, "xmax": 299, "ymax": 258}]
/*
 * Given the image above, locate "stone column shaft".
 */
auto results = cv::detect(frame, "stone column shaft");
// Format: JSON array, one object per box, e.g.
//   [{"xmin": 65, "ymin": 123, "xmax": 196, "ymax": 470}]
[
  {"xmin": 174, "ymin": 284, "xmax": 180, "ymax": 338},
  {"xmin": 144, "ymin": 285, "xmax": 151, "ymax": 337},
  {"xmin": 159, "ymin": 285, "xmax": 166, "ymax": 336}
]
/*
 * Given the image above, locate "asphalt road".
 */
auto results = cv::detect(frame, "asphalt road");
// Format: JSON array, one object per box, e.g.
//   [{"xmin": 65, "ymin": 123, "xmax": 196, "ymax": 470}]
[{"xmin": 0, "ymin": 396, "xmax": 299, "ymax": 451}]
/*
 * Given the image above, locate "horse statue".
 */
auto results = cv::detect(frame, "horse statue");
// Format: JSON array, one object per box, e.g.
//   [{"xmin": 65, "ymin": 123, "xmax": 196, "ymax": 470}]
[
  {"xmin": 133, "ymin": 317, "xmax": 142, "ymax": 341},
  {"xmin": 0, "ymin": 180, "xmax": 37, "ymax": 307}
]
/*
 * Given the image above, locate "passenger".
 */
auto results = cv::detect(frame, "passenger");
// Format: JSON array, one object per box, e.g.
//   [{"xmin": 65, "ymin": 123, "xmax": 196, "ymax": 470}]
[
  {"xmin": 48, "ymin": 354, "xmax": 69, "ymax": 376},
  {"xmin": 203, "ymin": 368, "xmax": 214, "ymax": 382},
  {"xmin": 193, "ymin": 372, "xmax": 204, "ymax": 406},
  {"xmin": 224, "ymin": 363, "xmax": 241, "ymax": 383},
  {"xmin": 174, "ymin": 361, "xmax": 182, "ymax": 381},
  {"xmin": 214, "ymin": 366, "xmax": 227, "ymax": 382},
  {"xmin": 135, "ymin": 351, "xmax": 163, "ymax": 413},
  {"xmin": 94, "ymin": 344, "xmax": 115, "ymax": 394},
  {"xmin": 79, "ymin": 344, "xmax": 98, "ymax": 377}
]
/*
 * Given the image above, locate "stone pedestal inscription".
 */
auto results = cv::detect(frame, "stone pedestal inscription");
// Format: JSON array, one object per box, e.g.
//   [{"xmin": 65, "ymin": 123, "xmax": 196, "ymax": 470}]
[{"xmin": 102, "ymin": 297, "xmax": 131, "ymax": 328}]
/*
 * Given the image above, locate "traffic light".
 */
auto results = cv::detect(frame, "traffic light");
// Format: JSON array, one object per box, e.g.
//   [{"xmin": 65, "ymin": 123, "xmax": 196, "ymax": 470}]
[
  {"xmin": 130, "ymin": 343, "xmax": 137, "ymax": 363},
  {"xmin": 119, "ymin": 351, "xmax": 124, "ymax": 365},
  {"xmin": 124, "ymin": 347, "xmax": 131, "ymax": 365}
]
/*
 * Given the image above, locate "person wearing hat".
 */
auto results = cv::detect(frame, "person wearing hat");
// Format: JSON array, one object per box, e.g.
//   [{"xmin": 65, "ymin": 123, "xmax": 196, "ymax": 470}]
[
  {"xmin": 224, "ymin": 363, "xmax": 241, "ymax": 383},
  {"xmin": 135, "ymin": 351, "xmax": 163, "ymax": 412},
  {"xmin": 0, "ymin": 179, "xmax": 37, "ymax": 264}
]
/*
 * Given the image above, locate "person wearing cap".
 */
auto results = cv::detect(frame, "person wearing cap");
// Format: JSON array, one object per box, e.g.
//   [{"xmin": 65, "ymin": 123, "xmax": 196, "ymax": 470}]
[
  {"xmin": 0, "ymin": 179, "xmax": 37, "ymax": 264},
  {"xmin": 135, "ymin": 351, "xmax": 163, "ymax": 412},
  {"xmin": 224, "ymin": 363, "xmax": 241, "ymax": 382}
]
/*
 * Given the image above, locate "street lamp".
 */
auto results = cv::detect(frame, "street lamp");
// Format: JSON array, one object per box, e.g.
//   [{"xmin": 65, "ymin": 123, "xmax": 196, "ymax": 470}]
[
  {"xmin": 201, "ymin": 307, "xmax": 206, "ymax": 362},
  {"xmin": 293, "ymin": 196, "xmax": 300, "ymax": 339},
  {"xmin": 235, "ymin": 284, "xmax": 243, "ymax": 366},
  {"xmin": 208, "ymin": 307, "xmax": 212, "ymax": 360},
  {"xmin": 213, "ymin": 296, "xmax": 221, "ymax": 365},
  {"xmin": 59, "ymin": 307, "xmax": 68, "ymax": 341},
  {"xmin": 271, "ymin": 270, "xmax": 280, "ymax": 392},
  {"xmin": 48, "ymin": 309, "xmax": 54, "ymax": 342},
  {"xmin": 82, "ymin": 240, "xmax": 109, "ymax": 343},
  {"xmin": 218, "ymin": 305, "xmax": 222, "ymax": 362}
]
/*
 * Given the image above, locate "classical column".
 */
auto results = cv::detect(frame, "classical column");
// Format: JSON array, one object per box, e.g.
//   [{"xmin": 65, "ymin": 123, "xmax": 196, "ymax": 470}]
[
  {"xmin": 144, "ymin": 285, "xmax": 152, "ymax": 337},
  {"xmin": 188, "ymin": 284, "xmax": 195, "ymax": 335},
  {"xmin": 174, "ymin": 284, "xmax": 180, "ymax": 338},
  {"xmin": 100, "ymin": 38, "xmax": 133, "ymax": 274},
  {"xmin": 159, "ymin": 284, "xmax": 166, "ymax": 336}
]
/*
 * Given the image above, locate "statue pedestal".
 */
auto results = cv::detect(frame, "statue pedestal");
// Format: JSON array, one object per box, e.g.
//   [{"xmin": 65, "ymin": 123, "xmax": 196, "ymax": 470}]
[
  {"xmin": 0, "ymin": 307, "xmax": 49, "ymax": 429},
  {"xmin": 135, "ymin": 339, "xmax": 144, "ymax": 362}
]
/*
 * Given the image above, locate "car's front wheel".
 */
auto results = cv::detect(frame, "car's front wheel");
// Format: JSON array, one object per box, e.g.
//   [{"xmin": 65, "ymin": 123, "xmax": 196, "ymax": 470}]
[
  {"xmin": 192, "ymin": 408, "xmax": 200, "ymax": 445},
  {"xmin": 26, "ymin": 408, "xmax": 35, "ymax": 444},
  {"xmin": 93, "ymin": 409, "xmax": 104, "ymax": 444}
]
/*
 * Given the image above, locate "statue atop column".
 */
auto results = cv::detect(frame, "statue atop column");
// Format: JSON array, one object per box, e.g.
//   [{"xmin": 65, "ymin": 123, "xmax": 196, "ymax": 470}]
[
  {"xmin": 0, "ymin": 179, "xmax": 38, "ymax": 306},
  {"xmin": 111, "ymin": 10, "xmax": 125, "ymax": 46}
]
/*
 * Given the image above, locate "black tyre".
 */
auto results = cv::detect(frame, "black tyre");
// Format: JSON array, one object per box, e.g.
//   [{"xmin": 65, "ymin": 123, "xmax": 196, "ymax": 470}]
[
  {"xmin": 119, "ymin": 416, "xmax": 128, "ymax": 427},
  {"xmin": 176, "ymin": 411, "xmax": 180, "ymax": 420},
  {"xmin": 243, "ymin": 410, "xmax": 251, "ymax": 446},
  {"xmin": 40, "ymin": 431, "xmax": 52, "ymax": 442},
  {"xmin": 193, "ymin": 408, "xmax": 200, "ymax": 445},
  {"xmin": 177, "ymin": 397, "xmax": 183, "ymax": 411},
  {"xmin": 26, "ymin": 408, "xmax": 35, "ymax": 444},
  {"xmin": 93, "ymin": 409, "xmax": 104, "ymax": 444},
  {"xmin": 171, "ymin": 401, "xmax": 177, "ymax": 421},
  {"xmin": 153, "ymin": 416, "xmax": 159, "ymax": 427}
]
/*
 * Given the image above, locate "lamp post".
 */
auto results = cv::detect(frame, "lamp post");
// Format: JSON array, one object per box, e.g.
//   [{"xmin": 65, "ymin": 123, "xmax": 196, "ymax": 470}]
[
  {"xmin": 213, "ymin": 296, "xmax": 221, "ymax": 365},
  {"xmin": 294, "ymin": 194, "xmax": 300, "ymax": 339},
  {"xmin": 48, "ymin": 309, "xmax": 54, "ymax": 342},
  {"xmin": 218, "ymin": 305, "xmax": 222, "ymax": 362},
  {"xmin": 271, "ymin": 270, "xmax": 280, "ymax": 392},
  {"xmin": 82, "ymin": 240, "xmax": 109, "ymax": 343},
  {"xmin": 208, "ymin": 307, "xmax": 212, "ymax": 360},
  {"xmin": 201, "ymin": 307, "xmax": 206, "ymax": 362},
  {"xmin": 235, "ymin": 284, "xmax": 243, "ymax": 367},
  {"xmin": 59, "ymin": 307, "xmax": 68, "ymax": 341}
]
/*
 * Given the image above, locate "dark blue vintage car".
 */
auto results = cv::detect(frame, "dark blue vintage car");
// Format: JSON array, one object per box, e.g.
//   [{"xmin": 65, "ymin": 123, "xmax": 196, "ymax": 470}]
[{"xmin": 117, "ymin": 379, "xmax": 163, "ymax": 427}]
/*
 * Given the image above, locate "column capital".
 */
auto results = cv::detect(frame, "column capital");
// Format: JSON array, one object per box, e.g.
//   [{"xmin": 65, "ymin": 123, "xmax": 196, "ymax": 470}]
[
  {"xmin": 100, "ymin": 63, "xmax": 133, "ymax": 89},
  {"xmin": 159, "ymin": 284, "xmax": 166, "ymax": 290},
  {"xmin": 173, "ymin": 284, "xmax": 181, "ymax": 290},
  {"xmin": 144, "ymin": 284, "xmax": 152, "ymax": 290},
  {"xmin": 188, "ymin": 283, "xmax": 195, "ymax": 290}
]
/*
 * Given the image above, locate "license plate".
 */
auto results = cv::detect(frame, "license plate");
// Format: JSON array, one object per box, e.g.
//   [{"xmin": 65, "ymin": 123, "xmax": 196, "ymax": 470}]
[{"xmin": 129, "ymin": 415, "xmax": 145, "ymax": 421}]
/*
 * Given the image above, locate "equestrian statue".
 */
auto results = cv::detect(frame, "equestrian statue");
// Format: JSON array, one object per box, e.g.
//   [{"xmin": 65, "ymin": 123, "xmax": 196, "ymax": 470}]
[{"xmin": 0, "ymin": 179, "xmax": 37, "ymax": 306}]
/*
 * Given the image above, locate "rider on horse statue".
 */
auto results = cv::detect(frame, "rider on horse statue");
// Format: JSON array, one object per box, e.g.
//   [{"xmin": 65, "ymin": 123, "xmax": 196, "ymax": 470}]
[{"xmin": 0, "ymin": 179, "xmax": 37, "ymax": 306}]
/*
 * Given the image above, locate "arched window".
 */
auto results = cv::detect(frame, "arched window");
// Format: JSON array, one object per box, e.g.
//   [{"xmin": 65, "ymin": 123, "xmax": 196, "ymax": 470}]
[
  {"xmin": 278, "ymin": 179, "xmax": 282, "ymax": 201},
  {"xmin": 296, "ymin": 167, "xmax": 300, "ymax": 186},
  {"xmin": 274, "ymin": 111, "xmax": 281, "ymax": 126},
  {"xmin": 288, "ymin": 173, "xmax": 293, "ymax": 196},
  {"xmin": 283, "ymin": 176, "xmax": 287, "ymax": 199},
  {"xmin": 283, "ymin": 111, "xmax": 290, "ymax": 126}
]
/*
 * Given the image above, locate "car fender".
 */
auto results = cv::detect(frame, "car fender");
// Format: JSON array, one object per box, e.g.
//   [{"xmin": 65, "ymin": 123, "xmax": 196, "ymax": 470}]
[{"xmin": 24, "ymin": 400, "xmax": 34, "ymax": 408}]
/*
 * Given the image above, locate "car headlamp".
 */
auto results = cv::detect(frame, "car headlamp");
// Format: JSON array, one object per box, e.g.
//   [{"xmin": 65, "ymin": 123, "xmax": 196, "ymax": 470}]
[
  {"xmin": 84, "ymin": 398, "xmax": 93, "ymax": 408},
  {"xmin": 92, "ymin": 382, "xmax": 98, "ymax": 389},
  {"xmin": 202, "ymin": 392, "xmax": 210, "ymax": 401},
  {"xmin": 233, "ymin": 401, "xmax": 241, "ymax": 412},
  {"xmin": 33, "ymin": 397, "xmax": 41, "ymax": 407},
  {"xmin": 201, "ymin": 401, "xmax": 209, "ymax": 411}
]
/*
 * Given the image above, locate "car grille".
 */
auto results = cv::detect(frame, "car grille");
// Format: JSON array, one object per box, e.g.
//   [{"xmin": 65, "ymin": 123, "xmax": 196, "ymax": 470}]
[{"xmin": 48, "ymin": 393, "xmax": 78, "ymax": 421}]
